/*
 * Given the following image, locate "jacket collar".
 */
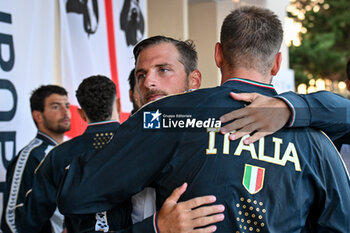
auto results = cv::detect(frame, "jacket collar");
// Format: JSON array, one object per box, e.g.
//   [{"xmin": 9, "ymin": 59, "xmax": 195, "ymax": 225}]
[
  {"xmin": 37, "ymin": 131, "xmax": 59, "ymax": 145},
  {"xmin": 222, "ymin": 78, "xmax": 277, "ymax": 96},
  {"xmin": 84, "ymin": 120, "xmax": 120, "ymax": 134}
]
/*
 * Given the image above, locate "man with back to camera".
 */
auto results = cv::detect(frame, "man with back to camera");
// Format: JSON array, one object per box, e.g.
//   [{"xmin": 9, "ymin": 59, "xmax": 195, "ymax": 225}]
[
  {"xmin": 1, "ymin": 85, "xmax": 71, "ymax": 233},
  {"xmin": 218, "ymin": 60, "xmax": 350, "ymax": 163},
  {"xmin": 15, "ymin": 75, "xmax": 225, "ymax": 233},
  {"xmin": 58, "ymin": 7, "xmax": 350, "ymax": 232}
]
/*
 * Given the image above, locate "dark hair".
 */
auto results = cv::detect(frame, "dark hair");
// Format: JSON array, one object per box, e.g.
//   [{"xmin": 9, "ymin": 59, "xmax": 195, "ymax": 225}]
[
  {"xmin": 346, "ymin": 59, "xmax": 350, "ymax": 80},
  {"xmin": 30, "ymin": 85, "xmax": 68, "ymax": 113},
  {"xmin": 133, "ymin": 35, "xmax": 198, "ymax": 75},
  {"xmin": 220, "ymin": 6, "xmax": 283, "ymax": 75},
  {"xmin": 76, "ymin": 75, "xmax": 116, "ymax": 122},
  {"xmin": 128, "ymin": 68, "xmax": 136, "ymax": 92}
]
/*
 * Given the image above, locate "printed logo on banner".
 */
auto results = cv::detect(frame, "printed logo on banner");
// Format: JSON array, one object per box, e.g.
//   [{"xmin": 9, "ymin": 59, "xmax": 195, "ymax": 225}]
[
  {"xmin": 143, "ymin": 110, "xmax": 162, "ymax": 129},
  {"xmin": 242, "ymin": 164, "xmax": 265, "ymax": 194},
  {"xmin": 66, "ymin": 0, "xmax": 99, "ymax": 35},
  {"xmin": 120, "ymin": 0, "xmax": 145, "ymax": 46}
]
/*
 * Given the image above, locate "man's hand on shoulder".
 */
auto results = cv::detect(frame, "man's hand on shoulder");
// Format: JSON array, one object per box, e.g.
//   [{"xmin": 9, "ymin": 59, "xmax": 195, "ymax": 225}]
[{"xmin": 220, "ymin": 92, "xmax": 291, "ymax": 144}]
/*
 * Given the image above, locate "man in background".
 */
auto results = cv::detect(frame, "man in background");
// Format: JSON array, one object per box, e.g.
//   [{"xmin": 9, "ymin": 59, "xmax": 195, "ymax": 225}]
[
  {"xmin": 1, "ymin": 85, "xmax": 71, "ymax": 233},
  {"xmin": 128, "ymin": 68, "xmax": 142, "ymax": 114},
  {"xmin": 15, "ymin": 76, "xmax": 123, "ymax": 232}
]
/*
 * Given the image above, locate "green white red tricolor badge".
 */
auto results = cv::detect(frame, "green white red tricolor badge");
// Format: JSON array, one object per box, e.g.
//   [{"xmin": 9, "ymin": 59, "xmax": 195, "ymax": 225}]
[{"xmin": 243, "ymin": 164, "xmax": 265, "ymax": 194}]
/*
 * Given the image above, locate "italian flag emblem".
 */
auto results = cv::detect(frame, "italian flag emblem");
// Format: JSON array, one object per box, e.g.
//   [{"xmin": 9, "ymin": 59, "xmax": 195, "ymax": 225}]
[{"xmin": 243, "ymin": 164, "xmax": 265, "ymax": 194}]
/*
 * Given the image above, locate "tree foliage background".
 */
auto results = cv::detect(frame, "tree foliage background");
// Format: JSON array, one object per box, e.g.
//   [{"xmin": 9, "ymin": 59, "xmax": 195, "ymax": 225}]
[{"xmin": 288, "ymin": 0, "xmax": 350, "ymax": 85}]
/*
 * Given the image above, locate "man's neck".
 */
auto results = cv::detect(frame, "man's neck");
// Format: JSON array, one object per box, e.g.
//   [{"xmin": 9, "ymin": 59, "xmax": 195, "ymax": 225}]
[
  {"xmin": 220, "ymin": 67, "xmax": 271, "ymax": 85},
  {"xmin": 87, "ymin": 116, "xmax": 119, "ymax": 124},
  {"xmin": 39, "ymin": 129, "xmax": 64, "ymax": 144}
]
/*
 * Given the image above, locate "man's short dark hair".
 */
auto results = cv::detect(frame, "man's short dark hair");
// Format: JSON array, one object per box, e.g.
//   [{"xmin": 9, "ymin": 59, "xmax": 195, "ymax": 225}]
[
  {"xmin": 30, "ymin": 85, "xmax": 68, "ymax": 113},
  {"xmin": 220, "ymin": 6, "xmax": 283, "ymax": 75},
  {"xmin": 128, "ymin": 68, "xmax": 136, "ymax": 92},
  {"xmin": 76, "ymin": 75, "xmax": 116, "ymax": 122},
  {"xmin": 133, "ymin": 35, "xmax": 198, "ymax": 76},
  {"xmin": 346, "ymin": 59, "xmax": 350, "ymax": 80}
]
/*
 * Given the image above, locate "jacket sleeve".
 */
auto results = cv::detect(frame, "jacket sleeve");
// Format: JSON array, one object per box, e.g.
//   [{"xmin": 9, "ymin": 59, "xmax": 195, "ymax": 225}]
[
  {"xmin": 1, "ymin": 146, "xmax": 43, "ymax": 233},
  {"xmin": 15, "ymin": 151, "xmax": 58, "ymax": 232},
  {"xmin": 1, "ymin": 158, "xmax": 17, "ymax": 232},
  {"xmin": 277, "ymin": 91, "xmax": 350, "ymax": 140},
  {"xmin": 310, "ymin": 132, "xmax": 350, "ymax": 232},
  {"xmin": 57, "ymin": 111, "xmax": 179, "ymax": 216}
]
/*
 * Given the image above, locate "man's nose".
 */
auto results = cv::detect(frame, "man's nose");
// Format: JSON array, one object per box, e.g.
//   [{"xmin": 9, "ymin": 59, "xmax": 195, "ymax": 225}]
[
  {"xmin": 143, "ymin": 71, "xmax": 158, "ymax": 89},
  {"xmin": 62, "ymin": 105, "xmax": 71, "ymax": 118}
]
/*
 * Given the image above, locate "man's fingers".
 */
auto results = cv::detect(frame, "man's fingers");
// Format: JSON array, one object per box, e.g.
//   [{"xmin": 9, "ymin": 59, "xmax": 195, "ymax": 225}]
[
  {"xmin": 192, "ymin": 213, "xmax": 225, "ymax": 229},
  {"xmin": 166, "ymin": 183, "xmax": 188, "ymax": 203},
  {"xmin": 191, "ymin": 225, "xmax": 217, "ymax": 233},
  {"xmin": 189, "ymin": 204, "xmax": 225, "ymax": 219},
  {"xmin": 221, "ymin": 115, "xmax": 257, "ymax": 135},
  {"xmin": 229, "ymin": 92, "xmax": 260, "ymax": 103},
  {"xmin": 228, "ymin": 120, "xmax": 263, "ymax": 141},
  {"xmin": 243, "ymin": 131, "xmax": 270, "ymax": 144},
  {"xmin": 221, "ymin": 92, "xmax": 263, "ymax": 124},
  {"xmin": 181, "ymin": 195, "xmax": 217, "ymax": 210},
  {"xmin": 220, "ymin": 107, "xmax": 249, "ymax": 124}
]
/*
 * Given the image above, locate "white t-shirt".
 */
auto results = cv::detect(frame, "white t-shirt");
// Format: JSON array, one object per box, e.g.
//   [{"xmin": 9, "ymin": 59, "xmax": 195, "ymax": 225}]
[
  {"xmin": 131, "ymin": 187, "xmax": 156, "ymax": 223},
  {"xmin": 340, "ymin": 144, "xmax": 350, "ymax": 174}
]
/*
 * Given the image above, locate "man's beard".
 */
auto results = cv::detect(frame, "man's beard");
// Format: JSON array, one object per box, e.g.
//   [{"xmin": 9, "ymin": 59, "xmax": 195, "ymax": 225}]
[
  {"xmin": 43, "ymin": 116, "xmax": 71, "ymax": 134},
  {"xmin": 55, "ymin": 124, "xmax": 71, "ymax": 134},
  {"xmin": 142, "ymin": 90, "xmax": 168, "ymax": 105},
  {"xmin": 141, "ymin": 77, "xmax": 190, "ymax": 105}
]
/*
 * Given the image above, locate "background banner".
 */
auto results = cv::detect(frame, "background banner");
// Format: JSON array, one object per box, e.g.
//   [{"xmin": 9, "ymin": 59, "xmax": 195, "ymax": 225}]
[{"xmin": 0, "ymin": 0, "xmax": 147, "ymax": 221}]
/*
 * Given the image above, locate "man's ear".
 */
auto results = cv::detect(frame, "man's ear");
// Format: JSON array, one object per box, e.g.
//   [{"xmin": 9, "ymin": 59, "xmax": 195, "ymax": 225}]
[
  {"xmin": 215, "ymin": 42, "xmax": 224, "ymax": 69},
  {"xmin": 116, "ymin": 97, "xmax": 121, "ymax": 114},
  {"xmin": 32, "ymin": 110, "xmax": 42, "ymax": 125},
  {"xmin": 77, "ymin": 108, "xmax": 88, "ymax": 122},
  {"xmin": 271, "ymin": 52, "xmax": 282, "ymax": 76},
  {"xmin": 188, "ymin": 70, "xmax": 202, "ymax": 89},
  {"xmin": 346, "ymin": 80, "xmax": 350, "ymax": 92},
  {"xmin": 129, "ymin": 89, "xmax": 133, "ymax": 103}
]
